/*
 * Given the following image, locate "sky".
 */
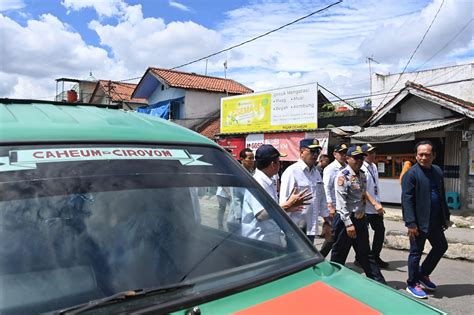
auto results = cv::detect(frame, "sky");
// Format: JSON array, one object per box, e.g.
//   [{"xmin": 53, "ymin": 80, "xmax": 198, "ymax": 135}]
[{"xmin": 0, "ymin": 0, "xmax": 472, "ymax": 105}]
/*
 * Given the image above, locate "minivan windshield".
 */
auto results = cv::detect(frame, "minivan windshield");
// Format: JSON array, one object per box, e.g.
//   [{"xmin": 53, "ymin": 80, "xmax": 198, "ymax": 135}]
[{"xmin": 0, "ymin": 144, "xmax": 318, "ymax": 314}]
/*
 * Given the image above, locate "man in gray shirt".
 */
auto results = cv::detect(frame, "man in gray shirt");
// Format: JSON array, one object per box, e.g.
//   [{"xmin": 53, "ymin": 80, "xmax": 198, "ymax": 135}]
[{"xmin": 330, "ymin": 145, "xmax": 386, "ymax": 284}]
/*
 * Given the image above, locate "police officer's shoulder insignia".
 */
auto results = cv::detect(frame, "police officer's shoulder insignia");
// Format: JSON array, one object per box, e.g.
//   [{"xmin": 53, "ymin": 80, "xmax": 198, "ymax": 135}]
[{"xmin": 337, "ymin": 176, "xmax": 345, "ymax": 186}]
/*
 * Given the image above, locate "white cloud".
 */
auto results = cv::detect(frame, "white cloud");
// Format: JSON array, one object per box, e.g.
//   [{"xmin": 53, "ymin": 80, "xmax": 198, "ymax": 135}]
[
  {"xmin": 360, "ymin": 0, "xmax": 473, "ymax": 69},
  {"xmin": 0, "ymin": 13, "xmax": 126, "ymax": 99},
  {"xmin": 1, "ymin": 0, "xmax": 472, "ymax": 105},
  {"xmin": 209, "ymin": 0, "xmax": 472, "ymax": 103},
  {"xmin": 0, "ymin": 0, "xmax": 25, "ymax": 11},
  {"xmin": 169, "ymin": 1, "xmax": 191, "ymax": 12},
  {"xmin": 89, "ymin": 4, "xmax": 222, "ymax": 71},
  {"xmin": 61, "ymin": 0, "xmax": 126, "ymax": 17}
]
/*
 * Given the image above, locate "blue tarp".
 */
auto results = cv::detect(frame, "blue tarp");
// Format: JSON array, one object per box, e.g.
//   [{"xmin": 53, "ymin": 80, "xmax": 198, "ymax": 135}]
[{"xmin": 136, "ymin": 99, "xmax": 171, "ymax": 119}]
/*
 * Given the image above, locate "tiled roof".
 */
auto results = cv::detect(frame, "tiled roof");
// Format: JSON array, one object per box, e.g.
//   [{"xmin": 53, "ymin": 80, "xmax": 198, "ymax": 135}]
[
  {"xmin": 406, "ymin": 81, "xmax": 474, "ymax": 110},
  {"xmin": 367, "ymin": 81, "xmax": 474, "ymax": 126},
  {"xmin": 199, "ymin": 117, "xmax": 220, "ymax": 139},
  {"xmin": 149, "ymin": 68, "xmax": 253, "ymax": 94},
  {"xmin": 95, "ymin": 80, "xmax": 147, "ymax": 104}
]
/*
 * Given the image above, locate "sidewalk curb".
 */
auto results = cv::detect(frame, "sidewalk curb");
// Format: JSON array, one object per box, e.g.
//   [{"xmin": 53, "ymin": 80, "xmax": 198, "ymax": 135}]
[
  {"xmin": 385, "ymin": 230, "xmax": 474, "ymax": 261},
  {"xmin": 383, "ymin": 208, "xmax": 474, "ymax": 229}
]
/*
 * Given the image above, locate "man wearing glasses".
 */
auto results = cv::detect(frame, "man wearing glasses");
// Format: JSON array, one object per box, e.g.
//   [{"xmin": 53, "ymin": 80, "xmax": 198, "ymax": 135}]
[
  {"xmin": 330, "ymin": 145, "xmax": 386, "ymax": 284},
  {"xmin": 280, "ymin": 139, "xmax": 329, "ymax": 244}
]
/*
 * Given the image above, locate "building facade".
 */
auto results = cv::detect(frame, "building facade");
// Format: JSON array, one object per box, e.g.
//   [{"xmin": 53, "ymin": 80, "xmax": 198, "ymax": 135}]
[
  {"xmin": 352, "ymin": 81, "xmax": 473, "ymax": 211},
  {"xmin": 132, "ymin": 68, "xmax": 252, "ymax": 131}
]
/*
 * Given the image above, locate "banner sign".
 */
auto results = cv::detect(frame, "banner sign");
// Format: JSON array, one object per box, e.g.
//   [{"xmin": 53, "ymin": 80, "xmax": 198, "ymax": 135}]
[
  {"xmin": 216, "ymin": 137, "xmax": 246, "ymax": 159},
  {"xmin": 0, "ymin": 147, "xmax": 211, "ymax": 172},
  {"xmin": 245, "ymin": 134, "xmax": 265, "ymax": 151},
  {"xmin": 221, "ymin": 83, "xmax": 318, "ymax": 134},
  {"xmin": 245, "ymin": 132, "xmax": 305, "ymax": 161}
]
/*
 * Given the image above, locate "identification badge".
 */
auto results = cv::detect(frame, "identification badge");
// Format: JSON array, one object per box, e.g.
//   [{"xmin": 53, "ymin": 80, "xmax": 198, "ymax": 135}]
[{"xmin": 351, "ymin": 183, "xmax": 361, "ymax": 190}]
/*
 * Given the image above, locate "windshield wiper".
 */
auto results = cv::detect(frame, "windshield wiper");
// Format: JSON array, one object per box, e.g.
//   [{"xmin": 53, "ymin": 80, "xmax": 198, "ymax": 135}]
[{"xmin": 58, "ymin": 282, "xmax": 194, "ymax": 314}]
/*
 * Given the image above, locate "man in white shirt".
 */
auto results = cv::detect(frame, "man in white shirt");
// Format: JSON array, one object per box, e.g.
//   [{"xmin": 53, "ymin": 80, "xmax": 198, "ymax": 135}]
[
  {"xmin": 227, "ymin": 148, "xmax": 255, "ymax": 233},
  {"xmin": 241, "ymin": 145, "xmax": 312, "ymax": 245},
  {"xmin": 280, "ymin": 139, "xmax": 329, "ymax": 245},
  {"xmin": 320, "ymin": 143, "xmax": 348, "ymax": 256},
  {"xmin": 323, "ymin": 143, "xmax": 348, "ymax": 218},
  {"xmin": 216, "ymin": 186, "xmax": 231, "ymax": 229},
  {"xmin": 361, "ymin": 143, "xmax": 389, "ymax": 268}
]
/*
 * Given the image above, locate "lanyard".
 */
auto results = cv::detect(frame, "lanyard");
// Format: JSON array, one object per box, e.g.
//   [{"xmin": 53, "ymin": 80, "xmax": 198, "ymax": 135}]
[{"xmin": 366, "ymin": 163, "xmax": 378, "ymax": 195}]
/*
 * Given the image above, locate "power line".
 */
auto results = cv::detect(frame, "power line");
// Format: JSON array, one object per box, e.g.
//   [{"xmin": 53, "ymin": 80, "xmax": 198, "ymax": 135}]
[
  {"xmin": 119, "ymin": 0, "xmax": 342, "ymax": 83},
  {"xmin": 170, "ymin": 1, "xmax": 342, "ymax": 70},
  {"xmin": 325, "ymin": 77, "xmax": 473, "ymax": 103},
  {"xmin": 318, "ymin": 84, "xmax": 356, "ymax": 109},
  {"xmin": 378, "ymin": 0, "xmax": 445, "ymax": 106},
  {"xmin": 412, "ymin": 18, "xmax": 473, "ymax": 81}
]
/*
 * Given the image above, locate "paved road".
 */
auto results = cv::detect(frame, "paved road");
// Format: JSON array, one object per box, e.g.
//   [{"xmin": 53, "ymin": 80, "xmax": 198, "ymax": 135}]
[
  {"xmin": 314, "ymin": 238, "xmax": 474, "ymax": 315},
  {"xmin": 199, "ymin": 195, "xmax": 474, "ymax": 314}
]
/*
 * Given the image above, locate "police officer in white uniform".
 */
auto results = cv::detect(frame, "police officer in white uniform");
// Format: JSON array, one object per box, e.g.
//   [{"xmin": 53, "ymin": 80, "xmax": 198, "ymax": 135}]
[
  {"xmin": 330, "ymin": 145, "xmax": 386, "ymax": 284},
  {"xmin": 361, "ymin": 143, "xmax": 389, "ymax": 268},
  {"xmin": 320, "ymin": 143, "xmax": 348, "ymax": 256},
  {"xmin": 323, "ymin": 143, "xmax": 348, "ymax": 219},
  {"xmin": 241, "ymin": 145, "xmax": 312, "ymax": 245},
  {"xmin": 280, "ymin": 139, "xmax": 329, "ymax": 244}
]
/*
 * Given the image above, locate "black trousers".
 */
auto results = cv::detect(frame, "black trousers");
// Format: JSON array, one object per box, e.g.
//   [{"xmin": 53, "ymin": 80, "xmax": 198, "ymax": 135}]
[
  {"xmin": 330, "ymin": 213, "xmax": 386, "ymax": 284},
  {"xmin": 366, "ymin": 213, "xmax": 385, "ymax": 260},
  {"xmin": 407, "ymin": 224, "xmax": 448, "ymax": 286},
  {"xmin": 319, "ymin": 237, "xmax": 334, "ymax": 257}
]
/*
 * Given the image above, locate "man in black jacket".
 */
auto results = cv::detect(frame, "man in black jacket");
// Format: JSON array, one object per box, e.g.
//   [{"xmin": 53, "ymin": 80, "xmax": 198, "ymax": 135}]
[{"xmin": 402, "ymin": 140, "xmax": 450, "ymax": 299}]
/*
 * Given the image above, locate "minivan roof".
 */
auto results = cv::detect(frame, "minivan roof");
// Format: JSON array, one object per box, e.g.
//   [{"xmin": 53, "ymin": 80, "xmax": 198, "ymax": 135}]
[{"xmin": 0, "ymin": 99, "xmax": 218, "ymax": 146}]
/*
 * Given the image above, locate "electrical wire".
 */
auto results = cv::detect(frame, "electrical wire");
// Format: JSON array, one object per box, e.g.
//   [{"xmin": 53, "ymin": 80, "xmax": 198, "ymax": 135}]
[
  {"xmin": 378, "ymin": 0, "xmax": 445, "ymax": 106},
  {"xmin": 170, "ymin": 1, "xmax": 342, "ymax": 70},
  {"xmin": 118, "ymin": 0, "xmax": 342, "ymax": 82},
  {"xmin": 415, "ymin": 19, "xmax": 473, "ymax": 72},
  {"xmin": 412, "ymin": 18, "xmax": 473, "ymax": 82},
  {"xmin": 326, "ymin": 77, "xmax": 473, "ymax": 103}
]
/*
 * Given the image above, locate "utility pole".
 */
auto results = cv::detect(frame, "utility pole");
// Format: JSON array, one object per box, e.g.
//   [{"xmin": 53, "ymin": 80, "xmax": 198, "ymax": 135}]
[
  {"xmin": 108, "ymin": 80, "xmax": 111, "ymax": 106},
  {"xmin": 366, "ymin": 56, "xmax": 379, "ymax": 98},
  {"xmin": 223, "ymin": 60, "xmax": 228, "ymax": 96},
  {"xmin": 205, "ymin": 59, "xmax": 208, "ymax": 76}
]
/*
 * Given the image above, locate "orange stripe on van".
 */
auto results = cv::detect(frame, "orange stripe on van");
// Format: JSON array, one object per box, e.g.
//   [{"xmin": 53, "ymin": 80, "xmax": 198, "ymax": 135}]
[{"xmin": 234, "ymin": 281, "xmax": 381, "ymax": 315}]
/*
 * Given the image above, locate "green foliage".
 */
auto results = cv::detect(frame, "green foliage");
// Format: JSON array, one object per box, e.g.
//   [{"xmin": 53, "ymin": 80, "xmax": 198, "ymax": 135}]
[{"xmin": 322, "ymin": 103, "xmax": 335, "ymax": 112}]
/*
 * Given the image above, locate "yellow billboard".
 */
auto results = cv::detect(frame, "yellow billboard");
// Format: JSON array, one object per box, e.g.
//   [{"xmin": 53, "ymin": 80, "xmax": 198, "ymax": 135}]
[{"xmin": 220, "ymin": 84, "xmax": 318, "ymax": 134}]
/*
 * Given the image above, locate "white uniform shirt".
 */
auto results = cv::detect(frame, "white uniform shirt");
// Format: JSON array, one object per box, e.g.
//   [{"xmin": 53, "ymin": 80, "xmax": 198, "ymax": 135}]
[
  {"xmin": 216, "ymin": 186, "xmax": 230, "ymax": 199},
  {"xmin": 241, "ymin": 169, "xmax": 282, "ymax": 245},
  {"xmin": 361, "ymin": 161, "xmax": 381, "ymax": 214},
  {"xmin": 323, "ymin": 159, "xmax": 345, "ymax": 204},
  {"xmin": 280, "ymin": 159, "xmax": 328, "ymax": 236}
]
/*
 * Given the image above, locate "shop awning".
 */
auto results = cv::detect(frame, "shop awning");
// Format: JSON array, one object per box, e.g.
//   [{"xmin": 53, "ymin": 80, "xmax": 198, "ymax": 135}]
[{"xmin": 351, "ymin": 118, "xmax": 465, "ymax": 143}]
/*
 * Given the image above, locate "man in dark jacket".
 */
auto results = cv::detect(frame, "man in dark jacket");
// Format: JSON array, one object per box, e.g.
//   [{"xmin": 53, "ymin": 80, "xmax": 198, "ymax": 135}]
[{"xmin": 402, "ymin": 140, "xmax": 450, "ymax": 299}]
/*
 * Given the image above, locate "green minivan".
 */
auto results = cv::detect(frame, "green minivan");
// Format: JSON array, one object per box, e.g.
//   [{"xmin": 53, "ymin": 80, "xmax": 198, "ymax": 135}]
[{"xmin": 0, "ymin": 99, "xmax": 445, "ymax": 314}]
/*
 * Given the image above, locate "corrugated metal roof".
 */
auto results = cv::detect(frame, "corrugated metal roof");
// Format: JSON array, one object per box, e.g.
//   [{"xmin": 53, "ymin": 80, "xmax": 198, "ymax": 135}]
[{"xmin": 352, "ymin": 117, "xmax": 465, "ymax": 140}]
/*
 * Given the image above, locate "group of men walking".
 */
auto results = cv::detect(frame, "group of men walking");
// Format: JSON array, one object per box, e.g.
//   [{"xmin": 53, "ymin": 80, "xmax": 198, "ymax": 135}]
[{"xmin": 226, "ymin": 138, "xmax": 450, "ymax": 299}]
